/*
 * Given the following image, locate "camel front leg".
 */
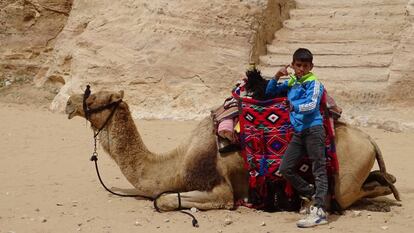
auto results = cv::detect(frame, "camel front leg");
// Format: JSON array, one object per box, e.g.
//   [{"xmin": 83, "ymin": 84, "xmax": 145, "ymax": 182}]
[{"xmin": 155, "ymin": 182, "xmax": 234, "ymax": 211}]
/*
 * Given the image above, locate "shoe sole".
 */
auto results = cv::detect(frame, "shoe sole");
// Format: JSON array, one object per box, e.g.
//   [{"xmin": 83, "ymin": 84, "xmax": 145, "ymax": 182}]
[{"xmin": 297, "ymin": 219, "xmax": 328, "ymax": 228}]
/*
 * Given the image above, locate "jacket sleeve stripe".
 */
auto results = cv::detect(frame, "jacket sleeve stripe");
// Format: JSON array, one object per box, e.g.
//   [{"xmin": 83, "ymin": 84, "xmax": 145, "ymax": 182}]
[{"xmin": 298, "ymin": 81, "xmax": 321, "ymax": 112}]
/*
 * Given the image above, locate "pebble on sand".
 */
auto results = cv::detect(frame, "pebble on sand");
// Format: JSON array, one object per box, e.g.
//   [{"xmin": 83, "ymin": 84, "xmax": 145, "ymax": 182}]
[
  {"xmin": 352, "ymin": 210, "xmax": 362, "ymax": 217},
  {"xmin": 40, "ymin": 217, "xmax": 47, "ymax": 223}
]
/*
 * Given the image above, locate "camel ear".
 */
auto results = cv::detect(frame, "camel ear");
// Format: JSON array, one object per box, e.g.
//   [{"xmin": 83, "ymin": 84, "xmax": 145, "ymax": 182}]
[{"xmin": 110, "ymin": 91, "xmax": 124, "ymax": 102}]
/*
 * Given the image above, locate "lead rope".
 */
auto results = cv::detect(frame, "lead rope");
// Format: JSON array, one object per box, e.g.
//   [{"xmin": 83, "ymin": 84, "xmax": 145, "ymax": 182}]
[{"xmin": 90, "ymin": 135, "xmax": 199, "ymax": 227}]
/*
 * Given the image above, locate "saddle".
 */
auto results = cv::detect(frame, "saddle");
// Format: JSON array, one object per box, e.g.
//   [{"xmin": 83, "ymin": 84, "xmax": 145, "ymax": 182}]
[{"xmin": 211, "ymin": 97, "xmax": 240, "ymax": 153}]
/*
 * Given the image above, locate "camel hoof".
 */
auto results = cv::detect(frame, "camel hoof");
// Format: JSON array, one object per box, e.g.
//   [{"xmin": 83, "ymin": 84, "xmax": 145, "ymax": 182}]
[{"xmin": 154, "ymin": 193, "xmax": 180, "ymax": 211}]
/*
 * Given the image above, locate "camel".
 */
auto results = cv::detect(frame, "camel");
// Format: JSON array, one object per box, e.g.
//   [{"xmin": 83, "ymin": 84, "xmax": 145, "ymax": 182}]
[{"xmin": 65, "ymin": 89, "xmax": 400, "ymax": 211}]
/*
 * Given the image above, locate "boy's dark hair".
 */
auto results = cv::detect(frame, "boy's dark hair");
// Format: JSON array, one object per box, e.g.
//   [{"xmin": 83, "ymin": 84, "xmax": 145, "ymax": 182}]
[{"xmin": 292, "ymin": 48, "xmax": 313, "ymax": 63}]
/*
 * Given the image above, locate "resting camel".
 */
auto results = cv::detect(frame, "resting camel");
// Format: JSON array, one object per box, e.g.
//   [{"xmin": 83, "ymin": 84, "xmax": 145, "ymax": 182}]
[{"xmin": 65, "ymin": 89, "xmax": 400, "ymax": 211}]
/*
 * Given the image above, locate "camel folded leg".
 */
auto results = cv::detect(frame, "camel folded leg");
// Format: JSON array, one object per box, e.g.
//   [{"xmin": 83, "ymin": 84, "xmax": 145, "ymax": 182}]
[
  {"xmin": 155, "ymin": 182, "xmax": 234, "ymax": 211},
  {"xmin": 361, "ymin": 182, "xmax": 393, "ymax": 199},
  {"xmin": 364, "ymin": 170, "xmax": 400, "ymax": 201}
]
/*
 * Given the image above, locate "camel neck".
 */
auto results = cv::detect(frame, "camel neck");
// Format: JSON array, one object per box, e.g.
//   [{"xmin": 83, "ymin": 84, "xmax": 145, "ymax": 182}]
[
  {"xmin": 96, "ymin": 104, "xmax": 184, "ymax": 195},
  {"xmin": 99, "ymin": 105, "xmax": 151, "ymax": 166}
]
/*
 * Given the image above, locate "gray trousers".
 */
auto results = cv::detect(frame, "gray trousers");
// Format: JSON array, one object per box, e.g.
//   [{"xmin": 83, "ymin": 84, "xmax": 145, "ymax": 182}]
[{"xmin": 279, "ymin": 125, "xmax": 328, "ymax": 209}]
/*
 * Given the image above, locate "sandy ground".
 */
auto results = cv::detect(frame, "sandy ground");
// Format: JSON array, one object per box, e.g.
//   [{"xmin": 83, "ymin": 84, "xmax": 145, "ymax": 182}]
[{"xmin": 1, "ymin": 103, "xmax": 414, "ymax": 233}]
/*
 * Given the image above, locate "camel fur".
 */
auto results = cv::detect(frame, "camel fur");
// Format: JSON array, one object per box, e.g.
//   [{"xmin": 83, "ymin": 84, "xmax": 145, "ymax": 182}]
[{"xmin": 65, "ymin": 90, "xmax": 400, "ymax": 211}]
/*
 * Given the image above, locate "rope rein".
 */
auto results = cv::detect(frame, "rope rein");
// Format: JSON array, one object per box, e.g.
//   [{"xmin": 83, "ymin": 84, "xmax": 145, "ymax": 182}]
[{"xmin": 84, "ymin": 85, "xmax": 198, "ymax": 227}]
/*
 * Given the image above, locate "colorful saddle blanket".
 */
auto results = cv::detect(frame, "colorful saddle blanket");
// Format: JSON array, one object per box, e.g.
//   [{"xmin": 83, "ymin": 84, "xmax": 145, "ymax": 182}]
[{"xmin": 232, "ymin": 88, "xmax": 339, "ymax": 211}]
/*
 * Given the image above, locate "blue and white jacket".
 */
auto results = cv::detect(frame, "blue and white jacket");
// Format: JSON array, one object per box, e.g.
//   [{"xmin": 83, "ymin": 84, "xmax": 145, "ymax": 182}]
[{"xmin": 265, "ymin": 72, "xmax": 324, "ymax": 133}]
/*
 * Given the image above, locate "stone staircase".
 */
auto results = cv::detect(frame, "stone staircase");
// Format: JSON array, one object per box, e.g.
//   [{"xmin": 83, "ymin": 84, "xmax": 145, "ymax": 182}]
[{"xmin": 259, "ymin": 0, "xmax": 408, "ymax": 103}]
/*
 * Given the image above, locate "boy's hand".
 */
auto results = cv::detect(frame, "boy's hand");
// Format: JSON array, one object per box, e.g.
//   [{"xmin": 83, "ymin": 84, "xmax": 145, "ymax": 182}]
[{"xmin": 274, "ymin": 65, "xmax": 291, "ymax": 79}]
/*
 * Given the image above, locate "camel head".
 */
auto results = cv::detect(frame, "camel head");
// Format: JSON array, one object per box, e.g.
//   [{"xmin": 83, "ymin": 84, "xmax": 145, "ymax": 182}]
[{"xmin": 66, "ymin": 88, "xmax": 124, "ymax": 129}]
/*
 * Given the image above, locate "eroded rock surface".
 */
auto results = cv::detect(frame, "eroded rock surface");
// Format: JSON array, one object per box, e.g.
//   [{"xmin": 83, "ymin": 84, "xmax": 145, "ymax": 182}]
[
  {"xmin": 37, "ymin": 0, "xmax": 277, "ymax": 119},
  {"xmin": 0, "ymin": 0, "xmax": 73, "ymax": 88}
]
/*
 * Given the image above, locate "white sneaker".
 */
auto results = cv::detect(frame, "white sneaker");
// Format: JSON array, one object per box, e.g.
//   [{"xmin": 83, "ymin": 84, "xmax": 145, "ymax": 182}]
[{"xmin": 296, "ymin": 206, "xmax": 328, "ymax": 228}]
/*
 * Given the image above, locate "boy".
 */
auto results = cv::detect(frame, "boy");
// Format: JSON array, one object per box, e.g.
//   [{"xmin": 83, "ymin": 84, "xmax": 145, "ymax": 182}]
[{"xmin": 266, "ymin": 48, "xmax": 328, "ymax": 228}]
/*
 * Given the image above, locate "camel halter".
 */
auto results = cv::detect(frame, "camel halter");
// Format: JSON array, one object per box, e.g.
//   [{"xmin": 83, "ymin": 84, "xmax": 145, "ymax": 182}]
[{"xmin": 83, "ymin": 85, "xmax": 199, "ymax": 227}]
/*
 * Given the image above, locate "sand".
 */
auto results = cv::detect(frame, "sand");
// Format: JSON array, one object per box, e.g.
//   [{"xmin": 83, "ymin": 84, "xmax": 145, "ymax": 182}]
[{"xmin": 1, "ymin": 102, "xmax": 414, "ymax": 233}]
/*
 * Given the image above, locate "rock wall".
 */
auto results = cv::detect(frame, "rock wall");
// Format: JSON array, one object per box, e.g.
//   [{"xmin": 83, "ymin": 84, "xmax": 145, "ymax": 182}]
[
  {"xmin": 38, "ymin": 0, "xmax": 285, "ymax": 119},
  {"xmin": 250, "ymin": 0, "xmax": 295, "ymax": 63},
  {"xmin": 0, "ymin": 0, "xmax": 73, "ymax": 88},
  {"xmin": 2, "ymin": 0, "xmax": 413, "ymax": 129},
  {"xmin": 388, "ymin": 0, "xmax": 414, "ymax": 103}
]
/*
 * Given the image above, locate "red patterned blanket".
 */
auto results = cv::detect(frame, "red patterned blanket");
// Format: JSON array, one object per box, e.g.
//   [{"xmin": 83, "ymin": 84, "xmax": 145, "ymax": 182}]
[{"xmin": 232, "ymin": 88, "xmax": 338, "ymax": 211}]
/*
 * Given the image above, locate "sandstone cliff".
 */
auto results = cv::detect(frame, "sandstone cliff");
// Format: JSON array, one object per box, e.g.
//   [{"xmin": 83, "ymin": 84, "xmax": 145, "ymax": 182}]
[
  {"xmin": 1, "ymin": 0, "xmax": 413, "ymax": 131},
  {"xmin": 35, "ymin": 0, "xmax": 289, "ymax": 119},
  {"xmin": 0, "ymin": 0, "xmax": 73, "ymax": 103}
]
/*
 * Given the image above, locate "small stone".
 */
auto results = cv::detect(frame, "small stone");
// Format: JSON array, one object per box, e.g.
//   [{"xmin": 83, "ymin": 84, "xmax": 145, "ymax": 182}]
[
  {"xmin": 77, "ymin": 227, "xmax": 81, "ymax": 231},
  {"xmin": 381, "ymin": 226, "xmax": 389, "ymax": 230},
  {"xmin": 164, "ymin": 219, "xmax": 170, "ymax": 223},
  {"xmin": 56, "ymin": 203, "xmax": 64, "ymax": 206},
  {"xmin": 190, "ymin": 207, "xmax": 198, "ymax": 213},
  {"xmin": 134, "ymin": 221, "xmax": 142, "ymax": 226},
  {"xmin": 40, "ymin": 217, "xmax": 47, "ymax": 223},
  {"xmin": 260, "ymin": 221, "xmax": 266, "ymax": 226},
  {"xmin": 35, "ymin": 208, "xmax": 40, "ymax": 212},
  {"xmin": 5, "ymin": 80, "xmax": 12, "ymax": 86},
  {"xmin": 353, "ymin": 211, "xmax": 362, "ymax": 217},
  {"xmin": 329, "ymin": 226, "xmax": 334, "ymax": 229},
  {"xmin": 224, "ymin": 218, "xmax": 233, "ymax": 225},
  {"xmin": 218, "ymin": 230, "xmax": 223, "ymax": 233}
]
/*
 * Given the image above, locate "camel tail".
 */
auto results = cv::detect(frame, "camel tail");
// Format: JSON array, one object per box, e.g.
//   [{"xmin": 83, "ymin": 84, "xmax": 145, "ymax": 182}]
[
  {"xmin": 370, "ymin": 137, "xmax": 401, "ymax": 201},
  {"xmin": 369, "ymin": 137, "xmax": 387, "ymax": 173}
]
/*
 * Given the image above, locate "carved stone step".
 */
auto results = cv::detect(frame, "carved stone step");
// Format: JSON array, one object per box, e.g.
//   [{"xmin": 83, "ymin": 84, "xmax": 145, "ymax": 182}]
[
  {"xmin": 295, "ymin": 0, "xmax": 407, "ymax": 9},
  {"xmin": 260, "ymin": 54, "xmax": 392, "ymax": 68},
  {"xmin": 259, "ymin": 66, "xmax": 390, "ymax": 83},
  {"xmin": 274, "ymin": 28, "xmax": 401, "ymax": 42},
  {"xmin": 289, "ymin": 5, "xmax": 406, "ymax": 18},
  {"xmin": 267, "ymin": 41, "xmax": 395, "ymax": 55}
]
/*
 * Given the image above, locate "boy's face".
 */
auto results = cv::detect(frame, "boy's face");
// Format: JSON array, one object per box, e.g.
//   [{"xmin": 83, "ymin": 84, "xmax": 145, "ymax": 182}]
[{"xmin": 291, "ymin": 60, "xmax": 313, "ymax": 78}]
